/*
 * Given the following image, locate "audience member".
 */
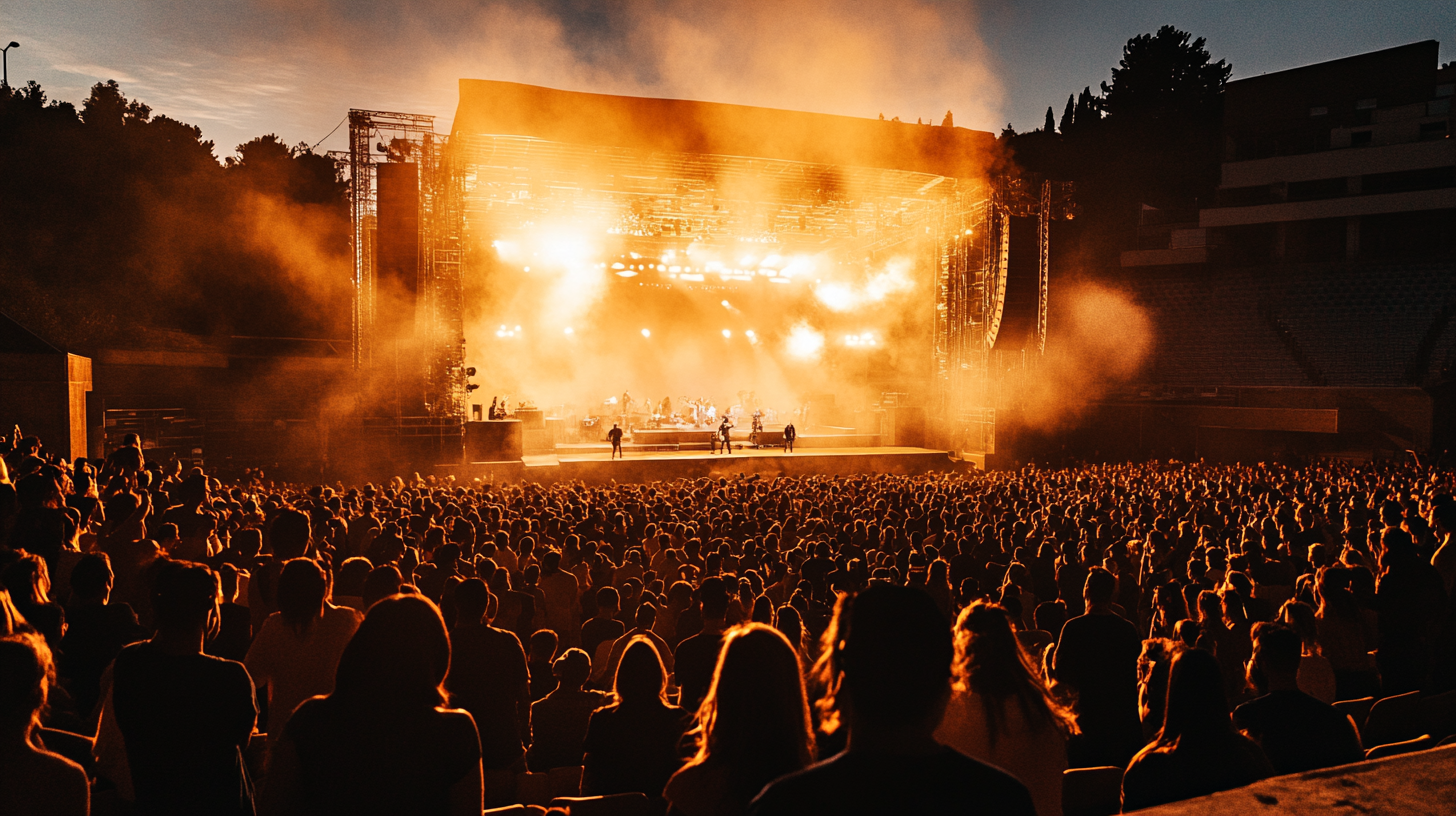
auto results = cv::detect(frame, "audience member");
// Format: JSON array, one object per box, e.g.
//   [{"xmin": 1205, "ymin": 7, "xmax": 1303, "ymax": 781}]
[
  {"xmin": 259, "ymin": 595, "xmax": 483, "ymax": 816},
  {"xmin": 582, "ymin": 637, "xmax": 691, "ymax": 799},
  {"xmin": 528, "ymin": 647, "xmax": 609, "ymax": 772},
  {"xmin": 666, "ymin": 624, "xmax": 816, "ymax": 816},
  {"xmin": 446, "ymin": 579, "xmax": 531, "ymax": 773},
  {"xmin": 0, "ymin": 633, "xmax": 90, "ymax": 816},
  {"xmin": 1121, "ymin": 648, "xmax": 1273, "ymax": 811},
  {"xmin": 1233, "ymin": 623, "xmax": 1364, "ymax": 774},
  {"xmin": 748, "ymin": 584, "xmax": 1035, "ymax": 816}
]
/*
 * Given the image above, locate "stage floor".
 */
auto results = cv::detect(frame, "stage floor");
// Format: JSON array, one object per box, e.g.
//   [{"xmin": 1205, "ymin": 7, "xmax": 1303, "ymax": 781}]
[{"xmin": 439, "ymin": 445, "xmax": 963, "ymax": 484}]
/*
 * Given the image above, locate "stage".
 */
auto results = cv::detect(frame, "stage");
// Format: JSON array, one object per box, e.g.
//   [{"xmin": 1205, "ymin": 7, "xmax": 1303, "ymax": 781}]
[{"xmin": 436, "ymin": 444, "xmax": 964, "ymax": 484}]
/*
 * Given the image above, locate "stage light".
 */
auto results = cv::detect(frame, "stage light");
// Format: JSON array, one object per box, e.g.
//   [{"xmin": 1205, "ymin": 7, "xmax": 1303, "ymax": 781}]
[
  {"xmin": 515, "ymin": 326, "xmax": 521, "ymax": 332},
  {"xmin": 612, "ymin": 262, "xmax": 626, "ymax": 269},
  {"xmin": 745, "ymin": 330, "xmax": 756, "ymax": 338},
  {"xmin": 616, "ymin": 270, "xmax": 638, "ymax": 278},
  {"xmin": 769, "ymin": 278, "xmax": 791, "ymax": 284},
  {"xmin": 720, "ymin": 300, "xmax": 731, "ymax": 308},
  {"xmin": 641, "ymin": 328, "xmax": 651, "ymax": 338},
  {"xmin": 722, "ymin": 329, "xmax": 732, "ymax": 338},
  {"xmin": 564, "ymin": 327, "xmax": 574, "ymax": 335},
  {"xmin": 523, "ymin": 266, "xmax": 530, "ymax": 272},
  {"xmin": 786, "ymin": 323, "xmax": 824, "ymax": 359},
  {"xmin": 680, "ymin": 274, "xmax": 704, "ymax": 282}
]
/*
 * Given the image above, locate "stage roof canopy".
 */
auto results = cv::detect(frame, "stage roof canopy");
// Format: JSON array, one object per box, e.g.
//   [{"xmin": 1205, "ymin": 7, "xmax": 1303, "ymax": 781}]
[{"xmin": 451, "ymin": 80, "xmax": 999, "ymax": 180}]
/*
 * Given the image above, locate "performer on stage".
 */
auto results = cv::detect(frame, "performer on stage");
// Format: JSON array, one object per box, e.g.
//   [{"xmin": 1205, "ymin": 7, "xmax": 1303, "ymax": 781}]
[
  {"xmin": 783, "ymin": 421, "xmax": 796, "ymax": 453},
  {"xmin": 608, "ymin": 423, "xmax": 624, "ymax": 459},
  {"xmin": 718, "ymin": 416, "xmax": 734, "ymax": 455},
  {"xmin": 488, "ymin": 396, "xmax": 499, "ymax": 420}
]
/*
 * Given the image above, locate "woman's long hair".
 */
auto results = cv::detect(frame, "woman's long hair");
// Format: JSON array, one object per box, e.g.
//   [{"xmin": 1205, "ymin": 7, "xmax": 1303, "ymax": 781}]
[
  {"xmin": 332, "ymin": 594, "xmax": 451, "ymax": 711},
  {"xmin": 953, "ymin": 602, "xmax": 1076, "ymax": 746},
  {"xmin": 277, "ymin": 557, "xmax": 328, "ymax": 636},
  {"xmin": 612, "ymin": 636, "xmax": 668, "ymax": 706},
  {"xmin": 1152, "ymin": 647, "xmax": 1233, "ymax": 749},
  {"xmin": 690, "ymin": 624, "xmax": 815, "ymax": 801}
]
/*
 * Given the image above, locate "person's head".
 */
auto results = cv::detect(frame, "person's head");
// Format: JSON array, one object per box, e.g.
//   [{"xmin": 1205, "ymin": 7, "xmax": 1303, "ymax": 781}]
[
  {"xmin": 454, "ymin": 578, "xmax": 491, "ymax": 627},
  {"xmin": 613, "ymin": 636, "xmax": 668, "ymax": 705},
  {"xmin": 775, "ymin": 604, "xmax": 805, "ymax": 648},
  {"xmin": 692, "ymin": 624, "xmax": 815, "ymax": 795},
  {"xmin": 333, "ymin": 594, "xmax": 450, "ymax": 710},
  {"xmin": 596, "ymin": 586, "xmax": 620, "ymax": 615},
  {"xmin": 818, "ymin": 583, "xmax": 952, "ymax": 736},
  {"xmin": 336, "ymin": 557, "xmax": 373, "ymax": 599},
  {"xmin": 952, "ymin": 601, "xmax": 1075, "ymax": 737},
  {"xmin": 634, "ymin": 602, "xmax": 657, "ymax": 631},
  {"xmin": 271, "ymin": 508, "xmax": 312, "ymax": 560},
  {"xmin": 1083, "ymin": 567, "xmax": 1116, "ymax": 609},
  {"xmin": 1156, "ymin": 647, "xmax": 1232, "ymax": 746},
  {"xmin": 1173, "ymin": 619, "xmax": 1201, "ymax": 648},
  {"xmin": 69, "ymin": 553, "xmax": 115, "ymax": 604},
  {"xmin": 0, "ymin": 633, "xmax": 54, "ymax": 738},
  {"xmin": 1, "ymin": 554, "xmax": 51, "ymax": 608},
  {"xmin": 151, "ymin": 560, "xmax": 220, "ymax": 637},
  {"xmin": 217, "ymin": 562, "xmax": 239, "ymax": 603},
  {"xmin": 1277, "ymin": 600, "xmax": 1319, "ymax": 651},
  {"xmin": 529, "ymin": 629, "xmax": 559, "ymax": 664},
  {"xmin": 277, "ymin": 558, "xmax": 328, "ymax": 634},
  {"xmin": 362, "ymin": 564, "xmax": 404, "ymax": 610},
  {"xmin": 1196, "ymin": 589, "xmax": 1224, "ymax": 624},
  {"xmin": 553, "ymin": 647, "xmax": 592, "ymax": 690},
  {"xmin": 700, "ymin": 576, "xmax": 729, "ymax": 622},
  {"xmin": 1247, "ymin": 622, "xmax": 1302, "ymax": 695}
]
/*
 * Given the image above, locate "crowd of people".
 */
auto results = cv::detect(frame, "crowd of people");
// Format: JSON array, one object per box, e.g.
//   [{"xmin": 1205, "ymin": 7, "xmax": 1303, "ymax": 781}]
[{"xmin": 2, "ymin": 427, "xmax": 1454, "ymax": 815}]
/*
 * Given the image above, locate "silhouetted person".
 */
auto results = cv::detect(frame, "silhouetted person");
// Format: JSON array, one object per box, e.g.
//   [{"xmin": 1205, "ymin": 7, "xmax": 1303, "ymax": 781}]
[
  {"xmin": 249, "ymin": 508, "xmax": 312, "ymax": 635},
  {"xmin": 245, "ymin": 557, "xmax": 361, "ymax": 747},
  {"xmin": 446, "ymin": 579, "xmax": 531, "ymax": 774},
  {"xmin": 259, "ymin": 595, "xmax": 484, "ymax": 816},
  {"xmin": 674, "ymin": 577, "xmax": 730, "ymax": 715},
  {"xmin": 718, "ymin": 418, "xmax": 734, "ymax": 455},
  {"xmin": 529, "ymin": 629, "xmax": 561, "ymax": 702},
  {"xmin": 936, "ymin": 602, "xmax": 1076, "ymax": 816},
  {"xmin": 0, "ymin": 632, "xmax": 90, "ymax": 816},
  {"xmin": 112, "ymin": 560, "xmax": 258, "ymax": 816},
  {"xmin": 1050, "ymin": 567, "xmax": 1143, "ymax": 767},
  {"xmin": 60, "ymin": 552, "xmax": 144, "ymax": 720},
  {"xmin": 1373, "ymin": 528, "xmax": 1447, "ymax": 695},
  {"xmin": 207, "ymin": 562, "xmax": 254, "ymax": 662},
  {"xmin": 581, "ymin": 636, "xmax": 691, "ymax": 799},
  {"xmin": 1121, "ymin": 648, "xmax": 1273, "ymax": 811},
  {"xmin": 1233, "ymin": 622, "xmax": 1363, "ymax": 775},
  {"xmin": 528, "ymin": 648, "xmax": 609, "ymax": 772},
  {"xmin": 748, "ymin": 584, "xmax": 1035, "ymax": 816},
  {"xmin": 783, "ymin": 423, "xmax": 796, "ymax": 453},
  {"xmin": 666, "ymin": 624, "xmax": 816, "ymax": 816},
  {"xmin": 608, "ymin": 424, "xmax": 624, "ymax": 460},
  {"xmin": 583, "ymin": 586, "xmax": 626, "ymax": 662}
]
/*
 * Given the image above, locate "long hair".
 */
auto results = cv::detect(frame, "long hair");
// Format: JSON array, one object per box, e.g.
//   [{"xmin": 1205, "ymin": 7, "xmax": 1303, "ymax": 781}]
[
  {"xmin": 332, "ymin": 594, "xmax": 451, "ymax": 711},
  {"xmin": 612, "ymin": 636, "xmax": 668, "ymax": 706},
  {"xmin": 690, "ymin": 624, "xmax": 815, "ymax": 801},
  {"xmin": 953, "ymin": 602, "xmax": 1076, "ymax": 746},
  {"xmin": 1152, "ymin": 647, "xmax": 1233, "ymax": 749},
  {"xmin": 277, "ymin": 558, "xmax": 328, "ymax": 635}
]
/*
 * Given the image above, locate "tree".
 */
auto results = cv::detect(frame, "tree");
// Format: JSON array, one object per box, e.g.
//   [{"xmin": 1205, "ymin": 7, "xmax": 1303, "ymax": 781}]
[
  {"xmin": 941, "ymin": 110, "xmax": 954, "ymax": 128},
  {"xmin": 1100, "ymin": 26, "xmax": 1231, "ymax": 125},
  {"xmin": 1059, "ymin": 95, "xmax": 1075, "ymax": 134},
  {"xmin": 1043, "ymin": 106, "xmax": 1056, "ymax": 133}
]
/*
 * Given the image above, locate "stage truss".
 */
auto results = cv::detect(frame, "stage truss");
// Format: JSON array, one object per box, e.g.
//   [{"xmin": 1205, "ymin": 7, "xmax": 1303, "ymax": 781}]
[{"xmin": 346, "ymin": 110, "xmax": 467, "ymax": 421}]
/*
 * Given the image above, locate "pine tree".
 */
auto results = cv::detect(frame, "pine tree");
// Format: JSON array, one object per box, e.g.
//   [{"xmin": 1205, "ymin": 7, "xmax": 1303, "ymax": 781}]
[
  {"xmin": 1043, "ymin": 106, "xmax": 1056, "ymax": 133},
  {"xmin": 1059, "ymin": 95, "xmax": 1075, "ymax": 134}
]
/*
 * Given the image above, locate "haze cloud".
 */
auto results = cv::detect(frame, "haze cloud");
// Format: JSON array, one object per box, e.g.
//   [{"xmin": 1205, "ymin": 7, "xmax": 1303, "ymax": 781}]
[{"xmin": 7, "ymin": 1, "xmax": 1002, "ymax": 154}]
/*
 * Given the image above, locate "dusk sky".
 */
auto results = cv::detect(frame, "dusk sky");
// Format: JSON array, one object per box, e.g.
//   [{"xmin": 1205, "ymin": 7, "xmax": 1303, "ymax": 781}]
[{"xmin": 4, "ymin": 1, "xmax": 1453, "ymax": 158}]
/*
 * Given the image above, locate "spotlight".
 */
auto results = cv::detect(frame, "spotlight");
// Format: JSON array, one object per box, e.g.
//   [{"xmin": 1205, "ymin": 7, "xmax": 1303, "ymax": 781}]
[
  {"xmin": 722, "ymin": 329, "xmax": 732, "ymax": 338},
  {"xmin": 641, "ymin": 328, "xmax": 651, "ymax": 338},
  {"xmin": 721, "ymin": 300, "xmax": 731, "ymax": 308},
  {"xmin": 564, "ymin": 327, "xmax": 574, "ymax": 335}
]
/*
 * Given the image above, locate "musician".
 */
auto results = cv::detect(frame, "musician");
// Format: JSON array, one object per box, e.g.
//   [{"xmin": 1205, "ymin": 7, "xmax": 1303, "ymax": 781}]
[
  {"xmin": 488, "ymin": 396, "xmax": 499, "ymax": 420},
  {"xmin": 608, "ymin": 423, "xmax": 624, "ymax": 459},
  {"xmin": 718, "ymin": 416, "xmax": 734, "ymax": 455},
  {"xmin": 784, "ymin": 421, "xmax": 796, "ymax": 453}
]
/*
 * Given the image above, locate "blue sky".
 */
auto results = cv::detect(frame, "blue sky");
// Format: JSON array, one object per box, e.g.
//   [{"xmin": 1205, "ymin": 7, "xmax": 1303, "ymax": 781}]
[{"xmin": 3, "ymin": 1, "xmax": 1452, "ymax": 157}]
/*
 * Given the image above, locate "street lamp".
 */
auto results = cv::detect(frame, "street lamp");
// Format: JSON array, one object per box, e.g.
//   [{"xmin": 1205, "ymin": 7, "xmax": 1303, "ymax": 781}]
[{"xmin": 2, "ymin": 42, "xmax": 18, "ymax": 89}]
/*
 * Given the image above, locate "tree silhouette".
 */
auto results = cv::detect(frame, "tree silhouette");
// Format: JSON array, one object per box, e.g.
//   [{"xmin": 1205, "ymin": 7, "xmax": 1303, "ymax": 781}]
[
  {"xmin": 1059, "ymin": 95, "xmax": 1075, "ymax": 134},
  {"xmin": 1042, "ymin": 106, "xmax": 1056, "ymax": 133}
]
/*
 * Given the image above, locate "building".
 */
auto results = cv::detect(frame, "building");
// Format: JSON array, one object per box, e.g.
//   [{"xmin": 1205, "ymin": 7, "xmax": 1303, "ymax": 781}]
[{"xmin": 1096, "ymin": 42, "xmax": 1456, "ymax": 462}]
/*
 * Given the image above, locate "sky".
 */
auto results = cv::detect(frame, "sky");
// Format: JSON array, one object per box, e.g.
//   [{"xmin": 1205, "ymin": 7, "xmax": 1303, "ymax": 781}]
[{"xmin": 3, "ymin": 1, "xmax": 1453, "ymax": 159}]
